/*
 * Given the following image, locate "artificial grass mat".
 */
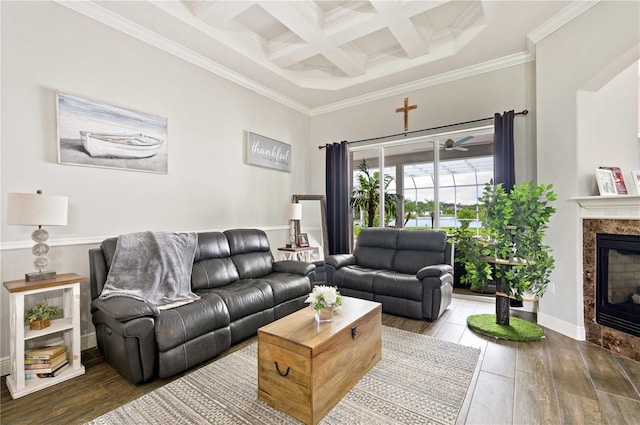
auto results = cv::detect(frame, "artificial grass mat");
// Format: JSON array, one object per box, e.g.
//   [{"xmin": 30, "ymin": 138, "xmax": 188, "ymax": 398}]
[{"xmin": 467, "ymin": 314, "xmax": 544, "ymax": 341}]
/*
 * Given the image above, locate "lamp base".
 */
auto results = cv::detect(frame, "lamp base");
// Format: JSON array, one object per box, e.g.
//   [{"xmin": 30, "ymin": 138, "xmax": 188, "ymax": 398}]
[
  {"xmin": 286, "ymin": 243, "xmax": 297, "ymax": 249},
  {"xmin": 25, "ymin": 270, "xmax": 56, "ymax": 282}
]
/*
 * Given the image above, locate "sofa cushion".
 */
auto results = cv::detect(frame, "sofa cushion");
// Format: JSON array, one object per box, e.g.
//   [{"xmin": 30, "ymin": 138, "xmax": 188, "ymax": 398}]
[
  {"xmin": 191, "ymin": 232, "xmax": 239, "ymax": 290},
  {"xmin": 353, "ymin": 228, "xmax": 398, "ymax": 270},
  {"xmin": 192, "ymin": 258, "xmax": 240, "ymax": 290},
  {"xmin": 332, "ymin": 265, "xmax": 379, "ymax": 293},
  {"xmin": 209, "ymin": 280, "xmax": 274, "ymax": 321},
  {"xmin": 194, "ymin": 232, "xmax": 231, "ymax": 262},
  {"xmin": 372, "ymin": 271, "xmax": 423, "ymax": 301},
  {"xmin": 155, "ymin": 292, "xmax": 230, "ymax": 352},
  {"xmin": 392, "ymin": 230, "xmax": 447, "ymax": 274},
  {"xmin": 259, "ymin": 273, "xmax": 312, "ymax": 305},
  {"xmin": 101, "ymin": 237, "xmax": 118, "ymax": 268},
  {"xmin": 225, "ymin": 229, "xmax": 274, "ymax": 278}
]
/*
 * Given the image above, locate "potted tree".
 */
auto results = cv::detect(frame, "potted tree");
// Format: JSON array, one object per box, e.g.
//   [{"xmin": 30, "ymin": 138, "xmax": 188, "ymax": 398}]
[
  {"xmin": 454, "ymin": 181, "xmax": 557, "ymax": 328},
  {"xmin": 25, "ymin": 302, "xmax": 61, "ymax": 330}
]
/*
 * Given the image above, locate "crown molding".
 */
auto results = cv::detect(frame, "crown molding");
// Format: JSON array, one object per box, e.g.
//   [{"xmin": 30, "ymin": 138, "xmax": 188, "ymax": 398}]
[
  {"xmin": 54, "ymin": 1, "xmax": 584, "ymax": 118},
  {"xmin": 527, "ymin": 1, "xmax": 600, "ymax": 48},
  {"xmin": 310, "ymin": 51, "xmax": 534, "ymax": 116},
  {"xmin": 54, "ymin": 1, "xmax": 311, "ymax": 116}
]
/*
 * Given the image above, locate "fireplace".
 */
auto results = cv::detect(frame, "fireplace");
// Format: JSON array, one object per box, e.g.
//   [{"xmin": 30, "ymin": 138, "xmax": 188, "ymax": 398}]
[
  {"xmin": 581, "ymin": 216, "xmax": 640, "ymax": 361},
  {"xmin": 595, "ymin": 233, "xmax": 640, "ymax": 337}
]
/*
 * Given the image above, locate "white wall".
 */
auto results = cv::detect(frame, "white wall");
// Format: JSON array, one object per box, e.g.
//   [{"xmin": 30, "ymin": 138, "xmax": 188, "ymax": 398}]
[
  {"xmin": 578, "ymin": 64, "xmax": 639, "ymax": 195},
  {"xmin": 309, "ymin": 63, "xmax": 538, "ymax": 193},
  {"xmin": 0, "ymin": 2, "xmax": 310, "ymax": 362},
  {"xmin": 536, "ymin": 0, "xmax": 639, "ymax": 338}
]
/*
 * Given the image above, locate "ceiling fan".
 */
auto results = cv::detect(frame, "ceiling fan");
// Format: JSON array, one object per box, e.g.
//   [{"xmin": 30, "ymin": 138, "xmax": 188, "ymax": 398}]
[{"xmin": 443, "ymin": 136, "xmax": 474, "ymax": 151}]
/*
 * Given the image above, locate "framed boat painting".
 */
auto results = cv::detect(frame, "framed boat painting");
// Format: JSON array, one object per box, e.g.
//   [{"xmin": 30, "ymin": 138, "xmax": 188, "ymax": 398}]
[{"xmin": 57, "ymin": 91, "xmax": 168, "ymax": 173}]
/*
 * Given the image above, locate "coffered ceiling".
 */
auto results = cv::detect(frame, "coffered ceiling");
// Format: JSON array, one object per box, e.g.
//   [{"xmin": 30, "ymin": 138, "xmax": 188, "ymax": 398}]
[{"xmin": 61, "ymin": 1, "xmax": 595, "ymax": 114}]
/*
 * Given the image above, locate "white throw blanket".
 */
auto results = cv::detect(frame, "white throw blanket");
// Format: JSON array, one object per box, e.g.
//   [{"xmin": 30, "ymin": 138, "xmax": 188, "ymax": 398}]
[{"xmin": 100, "ymin": 231, "xmax": 200, "ymax": 309}]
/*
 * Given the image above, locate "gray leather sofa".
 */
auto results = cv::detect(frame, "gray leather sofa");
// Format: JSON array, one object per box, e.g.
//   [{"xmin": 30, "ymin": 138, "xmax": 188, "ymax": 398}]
[
  {"xmin": 325, "ymin": 228, "xmax": 453, "ymax": 321},
  {"xmin": 89, "ymin": 229, "xmax": 314, "ymax": 383}
]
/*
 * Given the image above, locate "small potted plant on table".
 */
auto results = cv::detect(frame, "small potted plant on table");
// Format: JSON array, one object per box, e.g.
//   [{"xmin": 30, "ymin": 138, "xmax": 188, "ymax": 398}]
[{"xmin": 25, "ymin": 302, "xmax": 60, "ymax": 330}]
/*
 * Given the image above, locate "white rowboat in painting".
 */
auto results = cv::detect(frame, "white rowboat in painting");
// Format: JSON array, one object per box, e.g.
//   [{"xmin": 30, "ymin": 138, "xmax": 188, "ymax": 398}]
[{"xmin": 80, "ymin": 131, "xmax": 164, "ymax": 159}]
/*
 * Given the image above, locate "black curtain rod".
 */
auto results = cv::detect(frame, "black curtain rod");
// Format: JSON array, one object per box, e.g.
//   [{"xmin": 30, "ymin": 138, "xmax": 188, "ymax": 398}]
[{"xmin": 318, "ymin": 109, "xmax": 528, "ymax": 149}]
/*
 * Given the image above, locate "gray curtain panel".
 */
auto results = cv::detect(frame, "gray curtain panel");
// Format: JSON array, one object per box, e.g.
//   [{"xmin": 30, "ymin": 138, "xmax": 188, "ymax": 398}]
[
  {"xmin": 325, "ymin": 141, "xmax": 351, "ymax": 254},
  {"xmin": 493, "ymin": 110, "xmax": 516, "ymax": 192}
]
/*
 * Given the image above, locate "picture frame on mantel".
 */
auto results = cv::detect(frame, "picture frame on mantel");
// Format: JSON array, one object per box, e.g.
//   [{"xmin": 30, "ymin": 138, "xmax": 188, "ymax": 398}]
[
  {"xmin": 57, "ymin": 91, "xmax": 168, "ymax": 174},
  {"xmin": 595, "ymin": 168, "xmax": 618, "ymax": 196},
  {"xmin": 598, "ymin": 166, "xmax": 628, "ymax": 194}
]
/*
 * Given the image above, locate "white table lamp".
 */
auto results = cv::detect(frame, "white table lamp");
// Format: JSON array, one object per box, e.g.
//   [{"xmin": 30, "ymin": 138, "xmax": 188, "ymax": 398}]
[
  {"xmin": 7, "ymin": 190, "xmax": 68, "ymax": 281},
  {"xmin": 285, "ymin": 203, "xmax": 302, "ymax": 248}
]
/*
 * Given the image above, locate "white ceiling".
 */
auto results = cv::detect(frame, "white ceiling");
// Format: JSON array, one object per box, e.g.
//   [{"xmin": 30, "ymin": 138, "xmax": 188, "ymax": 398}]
[{"xmin": 62, "ymin": 1, "xmax": 596, "ymax": 115}]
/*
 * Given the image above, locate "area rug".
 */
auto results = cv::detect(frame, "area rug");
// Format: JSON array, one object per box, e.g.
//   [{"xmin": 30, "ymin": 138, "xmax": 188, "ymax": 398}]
[{"xmin": 87, "ymin": 326, "xmax": 480, "ymax": 425}]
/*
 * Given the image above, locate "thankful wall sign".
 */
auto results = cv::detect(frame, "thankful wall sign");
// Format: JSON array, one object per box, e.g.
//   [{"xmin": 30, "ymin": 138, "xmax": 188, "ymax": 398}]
[{"xmin": 247, "ymin": 132, "xmax": 291, "ymax": 172}]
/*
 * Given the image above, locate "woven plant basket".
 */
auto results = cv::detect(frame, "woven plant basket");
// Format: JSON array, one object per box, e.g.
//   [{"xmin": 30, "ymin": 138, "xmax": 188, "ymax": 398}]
[{"xmin": 29, "ymin": 318, "xmax": 50, "ymax": 330}]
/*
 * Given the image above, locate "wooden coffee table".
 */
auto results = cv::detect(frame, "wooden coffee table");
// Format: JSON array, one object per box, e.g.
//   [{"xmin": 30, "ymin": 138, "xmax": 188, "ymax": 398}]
[{"xmin": 257, "ymin": 297, "xmax": 382, "ymax": 425}]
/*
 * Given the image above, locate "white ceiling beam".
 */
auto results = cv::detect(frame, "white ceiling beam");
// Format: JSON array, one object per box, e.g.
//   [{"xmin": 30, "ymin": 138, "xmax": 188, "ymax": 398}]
[
  {"xmin": 261, "ymin": 2, "xmax": 325, "ymax": 67},
  {"xmin": 193, "ymin": 1, "xmax": 255, "ymax": 28},
  {"xmin": 260, "ymin": 2, "xmax": 366, "ymax": 77},
  {"xmin": 323, "ymin": 46, "xmax": 367, "ymax": 77},
  {"xmin": 387, "ymin": 22, "xmax": 428, "ymax": 58},
  {"xmin": 267, "ymin": 1, "xmax": 443, "ymax": 68},
  {"xmin": 370, "ymin": 1, "xmax": 428, "ymax": 58}
]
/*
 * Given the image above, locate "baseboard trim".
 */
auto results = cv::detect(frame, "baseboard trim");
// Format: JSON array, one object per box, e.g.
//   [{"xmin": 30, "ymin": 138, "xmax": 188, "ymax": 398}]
[
  {"xmin": 82, "ymin": 332, "xmax": 97, "ymax": 351},
  {"xmin": 537, "ymin": 312, "xmax": 586, "ymax": 341},
  {"xmin": 452, "ymin": 293, "xmax": 495, "ymax": 304},
  {"xmin": 1, "ymin": 332, "xmax": 98, "ymax": 377}
]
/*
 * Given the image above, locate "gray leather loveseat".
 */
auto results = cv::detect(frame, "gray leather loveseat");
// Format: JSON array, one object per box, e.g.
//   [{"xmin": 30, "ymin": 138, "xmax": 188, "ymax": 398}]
[
  {"xmin": 89, "ymin": 228, "xmax": 314, "ymax": 383},
  {"xmin": 325, "ymin": 228, "xmax": 453, "ymax": 321}
]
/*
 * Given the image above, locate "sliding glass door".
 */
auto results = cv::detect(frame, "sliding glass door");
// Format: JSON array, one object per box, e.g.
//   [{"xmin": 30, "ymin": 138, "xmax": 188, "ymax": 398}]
[{"xmin": 349, "ymin": 126, "xmax": 493, "ymax": 241}]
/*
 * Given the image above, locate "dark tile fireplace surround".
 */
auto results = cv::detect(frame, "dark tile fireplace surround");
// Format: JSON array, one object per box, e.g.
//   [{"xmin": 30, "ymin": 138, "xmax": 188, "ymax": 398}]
[{"xmin": 583, "ymin": 218, "xmax": 640, "ymax": 361}]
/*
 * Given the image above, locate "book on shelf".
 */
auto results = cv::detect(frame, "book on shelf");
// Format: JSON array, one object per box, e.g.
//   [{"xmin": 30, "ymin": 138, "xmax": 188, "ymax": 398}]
[
  {"xmin": 599, "ymin": 166, "xmax": 628, "ymax": 194},
  {"xmin": 25, "ymin": 362, "xmax": 70, "ymax": 380},
  {"xmin": 24, "ymin": 344, "xmax": 66, "ymax": 360},
  {"xmin": 24, "ymin": 352, "xmax": 67, "ymax": 371},
  {"xmin": 25, "ymin": 359, "xmax": 68, "ymax": 375}
]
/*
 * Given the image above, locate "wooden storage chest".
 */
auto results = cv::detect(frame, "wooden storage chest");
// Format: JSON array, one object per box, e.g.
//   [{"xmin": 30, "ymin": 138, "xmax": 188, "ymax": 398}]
[{"xmin": 257, "ymin": 297, "xmax": 382, "ymax": 425}]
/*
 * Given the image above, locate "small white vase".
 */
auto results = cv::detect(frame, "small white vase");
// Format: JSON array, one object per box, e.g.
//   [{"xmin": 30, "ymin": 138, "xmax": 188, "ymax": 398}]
[{"xmin": 315, "ymin": 305, "xmax": 334, "ymax": 323}]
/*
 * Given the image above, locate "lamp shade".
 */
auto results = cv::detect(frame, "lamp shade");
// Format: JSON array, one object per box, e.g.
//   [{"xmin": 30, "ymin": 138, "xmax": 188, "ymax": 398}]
[
  {"xmin": 7, "ymin": 192, "xmax": 68, "ymax": 226},
  {"xmin": 285, "ymin": 203, "xmax": 302, "ymax": 220}
]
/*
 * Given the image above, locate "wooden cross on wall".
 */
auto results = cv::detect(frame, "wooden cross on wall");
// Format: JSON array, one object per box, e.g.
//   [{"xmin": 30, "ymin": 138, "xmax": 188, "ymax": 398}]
[{"xmin": 395, "ymin": 97, "xmax": 417, "ymax": 131}]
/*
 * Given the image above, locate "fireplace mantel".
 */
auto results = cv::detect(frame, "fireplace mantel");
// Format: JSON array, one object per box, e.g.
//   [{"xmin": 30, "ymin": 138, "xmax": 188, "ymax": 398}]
[{"xmin": 571, "ymin": 195, "xmax": 640, "ymax": 219}]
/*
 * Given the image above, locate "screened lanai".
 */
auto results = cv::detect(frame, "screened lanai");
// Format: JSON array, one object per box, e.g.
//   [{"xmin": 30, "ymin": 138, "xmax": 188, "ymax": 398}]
[{"xmin": 350, "ymin": 127, "xmax": 494, "ymax": 234}]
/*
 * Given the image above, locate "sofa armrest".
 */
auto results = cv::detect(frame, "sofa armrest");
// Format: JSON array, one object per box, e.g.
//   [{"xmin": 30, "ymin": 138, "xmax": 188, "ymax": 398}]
[
  {"xmin": 416, "ymin": 264, "xmax": 453, "ymax": 280},
  {"xmin": 273, "ymin": 260, "xmax": 316, "ymax": 275},
  {"xmin": 92, "ymin": 310, "xmax": 157, "ymax": 383},
  {"xmin": 325, "ymin": 254, "xmax": 357, "ymax": 269},
  {"xmin": 92, "ymin": 297, "xmax": 160, "ymax": 322}
]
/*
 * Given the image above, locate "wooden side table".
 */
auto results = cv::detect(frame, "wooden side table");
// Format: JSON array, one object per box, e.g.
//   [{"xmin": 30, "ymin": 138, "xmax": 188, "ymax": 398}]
[
  {"xmin": 3, "ymin": 273, "xmax": 87, "ymax": 399},
  {"xmin": 277, "ymin": 246, "xmax": 317, "ymax": 262}
]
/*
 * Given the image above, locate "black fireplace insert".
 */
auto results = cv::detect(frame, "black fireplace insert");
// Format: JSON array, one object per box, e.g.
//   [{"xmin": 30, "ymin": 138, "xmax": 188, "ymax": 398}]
[{"xmin": 596, "ymin": 233, "xmax": 640, "ymax": 337}]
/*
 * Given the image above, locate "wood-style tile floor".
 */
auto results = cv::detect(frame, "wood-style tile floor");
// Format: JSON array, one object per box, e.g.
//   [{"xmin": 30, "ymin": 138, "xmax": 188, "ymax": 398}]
[{"xmin": 2, "ymin": 296, "xmax": 639, "ymax": 425}]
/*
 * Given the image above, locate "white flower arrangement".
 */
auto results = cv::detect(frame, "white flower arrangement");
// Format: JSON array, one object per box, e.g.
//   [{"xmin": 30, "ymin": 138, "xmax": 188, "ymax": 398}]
[{"xmin": 305, "ymin": 285, "xmax": 343, "ymax": 311}]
